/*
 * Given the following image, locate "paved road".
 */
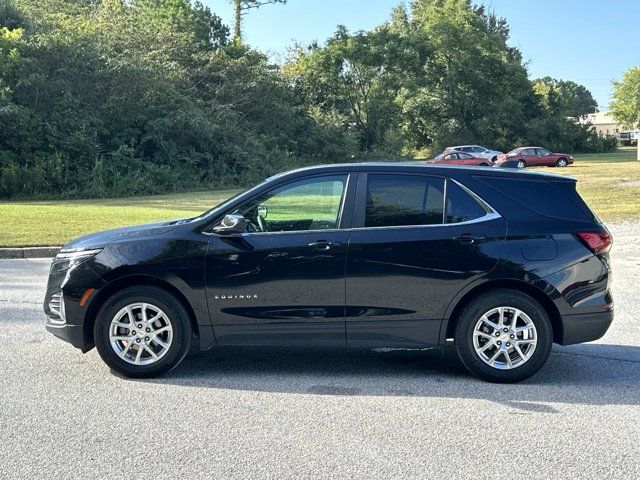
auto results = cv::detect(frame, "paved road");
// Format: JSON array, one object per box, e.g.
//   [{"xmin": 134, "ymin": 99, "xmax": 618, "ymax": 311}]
[{"xmin": 1, "ymin": 223, "xmax": 639, "ymax": 479}]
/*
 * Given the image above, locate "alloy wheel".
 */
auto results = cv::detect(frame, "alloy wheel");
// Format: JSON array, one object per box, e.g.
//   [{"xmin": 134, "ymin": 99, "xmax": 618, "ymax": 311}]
[
  {"xmin": 472, "ymin": 306, "xmax": 537, "ymax": 370},
  {"xmin": 109, "ymin": 302, "xmax": 173, "ymax": 365}
]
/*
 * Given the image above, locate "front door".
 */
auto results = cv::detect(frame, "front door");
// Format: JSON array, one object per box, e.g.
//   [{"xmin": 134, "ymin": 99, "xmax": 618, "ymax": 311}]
[
  {"xmin": 345, "ymin": 173, "xmax": 506, "ymax": 346},
  {"xmin": 205, "ymin": 174, "xmax": 353, "ymax": 345}
]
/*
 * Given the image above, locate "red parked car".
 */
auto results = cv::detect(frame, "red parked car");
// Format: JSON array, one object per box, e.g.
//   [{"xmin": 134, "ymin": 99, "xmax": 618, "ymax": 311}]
[
  {"xmin": 428, "ymin": 149, "xmax": 492, "ymax": 166},
  {"xmin": 496, "ymin": 147, "xmax": 574, "ymax": 169}
]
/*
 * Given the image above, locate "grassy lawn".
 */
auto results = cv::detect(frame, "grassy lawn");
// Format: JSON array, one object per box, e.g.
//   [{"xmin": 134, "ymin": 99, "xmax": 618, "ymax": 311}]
[
  {"xmin": 1, "ymin": 149, "xmax": 638, "ymax": 246},
  {"xmin": 532, "ymin": 147, "xmax": 640, "ymax": 223},
  {"xmin": 0, "ymin": 190, "xmax": 241, "ymax": 247}
]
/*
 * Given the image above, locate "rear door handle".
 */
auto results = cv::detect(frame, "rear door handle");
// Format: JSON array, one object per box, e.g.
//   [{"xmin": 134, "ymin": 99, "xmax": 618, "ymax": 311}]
[
  {"xmin": 308, "ymin": 240, "xmax": 340, "ymax": 251},
  {"xmin": 453, "ymin": 234, "xmax": 486, "ymax": 245}
]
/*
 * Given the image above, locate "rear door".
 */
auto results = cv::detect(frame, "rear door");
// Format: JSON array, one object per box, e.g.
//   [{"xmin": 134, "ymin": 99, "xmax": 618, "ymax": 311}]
[
  {"xmin": 522, "ymin": 148, "xmax": 539, "ymax": 165},
  {"xmin": 345, "ymin": 173, "xmax": 507, "ymax": 346}
]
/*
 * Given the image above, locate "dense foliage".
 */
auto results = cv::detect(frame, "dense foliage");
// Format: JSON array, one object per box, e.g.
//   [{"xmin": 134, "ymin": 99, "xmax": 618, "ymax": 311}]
[
  {"xmin": 610, "ymin": 66, "xmax": 640, "ymax": 129},
  {"xmin": 0, "ymin": 0, "xmax": 616, "ymax": 199}
]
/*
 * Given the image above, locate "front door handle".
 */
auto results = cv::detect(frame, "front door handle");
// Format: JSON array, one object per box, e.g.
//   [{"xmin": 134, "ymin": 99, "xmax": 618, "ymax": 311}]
[
  {"xmin": 453, "ymin": 234, "xmax": 486, "ymax": 245},
  {"xmin": 308, "ymin": 240, "xmax": 340, "ymax": 251}
]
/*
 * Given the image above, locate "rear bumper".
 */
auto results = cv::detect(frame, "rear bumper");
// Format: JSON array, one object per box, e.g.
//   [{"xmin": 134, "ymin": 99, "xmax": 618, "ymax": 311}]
[
  {"xmin": 45, "ymin": 319, "xmax": 93, "ymax": 352},
  {"xmin": 559, "ymin": 309, "xmax": 613, "ymax": 346}
]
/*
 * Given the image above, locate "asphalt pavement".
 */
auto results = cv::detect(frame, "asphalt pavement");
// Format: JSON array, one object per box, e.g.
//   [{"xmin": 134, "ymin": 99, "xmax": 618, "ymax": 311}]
[{"xmin": 1, "ymin": 222, "xmax": 639, "ymax": 479}]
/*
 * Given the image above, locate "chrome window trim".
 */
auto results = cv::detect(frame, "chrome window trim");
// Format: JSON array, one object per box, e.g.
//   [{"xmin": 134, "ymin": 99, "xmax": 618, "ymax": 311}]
[
  {"xmin": 349, "ymin": 212, "xmax": 501, "ymax": 232},
  {"xmin": 206, "ymin": 173, "xmax": 501, "ymax": 237}
]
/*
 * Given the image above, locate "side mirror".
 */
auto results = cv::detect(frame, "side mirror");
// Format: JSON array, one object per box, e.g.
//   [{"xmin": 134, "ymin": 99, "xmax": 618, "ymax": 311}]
[{"xmin": 211, "ymin": 214, "xmax": 248, "ymax": 235}]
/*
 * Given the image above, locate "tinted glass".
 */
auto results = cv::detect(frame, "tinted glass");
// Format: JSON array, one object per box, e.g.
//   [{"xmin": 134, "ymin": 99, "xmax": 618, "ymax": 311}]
[
  {"xmin": 446, "ymin": 181, "xmax": 490, "ymax": 223},
  {"xmin": 475, "ymin": 176, "xmax": 592, "ymax": 221},
  {"xmin": 365, "ymin": 175, "xmax": 444, "ymax": 227},
  {"xmin": 536, "ymin": 148, "xmax": 551, "ymax": 155},
  {"xmin": 460, "ymin": 147, "xmax": 472, "ymax": 152},
  {"xmin": 236, "ymin": 175, "xmax": 347, "ymax": 232}
]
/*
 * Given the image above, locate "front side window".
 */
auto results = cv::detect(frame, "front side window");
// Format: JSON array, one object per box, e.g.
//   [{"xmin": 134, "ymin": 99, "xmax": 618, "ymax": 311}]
[
  {"xmin": 234, "ymin": 175, "xmax": 347, "ymax": 232},
  {"xmin": 365, "ymin": 174, "xmax": 445, "ymax": 227}
]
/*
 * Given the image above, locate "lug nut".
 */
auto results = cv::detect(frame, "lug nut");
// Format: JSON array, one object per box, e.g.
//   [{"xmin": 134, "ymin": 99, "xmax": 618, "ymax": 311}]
[
  {"xmin": 497, "ymin": 341, "xmax": 502, "ymax": 346},
  {"xmin": 132, "ymin": 330, "xmax": 136, "ymax": 335},
  {"xmin": 137, "ymin": 324, "xmax": 143, "ymax": 329},
  {"xmin": 503, "ymin": 328, "xmax": 508, "ymax": 332},
  {"xmin": 495, "ymin": 332, "xmax": 500, "ymax": 337},
  {"xmin": 135, "ymin": 338, "xmax": 141, "ymax": 343},
  {"xmin": 145, "ymin": 327, "xmax": 151, "ymax": 332},
  {"xmin": 145, "ymin": 336, "xmax": 150, "ymax": 341},
  {"xmin": 510, "ymin": 334, "xmax": 515, "ymax": 339},
  {"xmin": 506, "ymin": 342, "xmax": 511, "ymax": 347}
]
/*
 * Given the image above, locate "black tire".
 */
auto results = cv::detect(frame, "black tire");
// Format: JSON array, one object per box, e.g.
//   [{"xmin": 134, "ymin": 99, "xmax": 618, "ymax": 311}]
[
  {"xmin": 454, "ymin": 289, "xmax": 552, "ymax": 383},
  {"xmin": 94, "ymin": 286, "xmax": 192, "ymax": 378},
  {"xmin": 556, "ymin": 158, "xmax": 568, "ymax": 167},
  {"xmin": 517, "ymin": 159, "xmax": 526, "ymax": 169},
  {"xmin": 479, "ymin": 163, "xmax": 489, "ymax": 167},
  {"xmin": 491, "ymin": 156, "xmax": 497, "ymax": 163}
]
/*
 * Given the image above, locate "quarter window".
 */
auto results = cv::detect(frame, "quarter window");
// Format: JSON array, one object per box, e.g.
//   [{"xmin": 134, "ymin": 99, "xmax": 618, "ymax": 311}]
[
  {"xmin": 445, "ymin": 181, "xmax": 490, "ymax": 223},
  {"xmin": 235, "ymin": 175, "xmax": 347, "ymax": 232},
  {"xmin": 364, "ymin": 175, "xmax": 445, "ymax": 227}
]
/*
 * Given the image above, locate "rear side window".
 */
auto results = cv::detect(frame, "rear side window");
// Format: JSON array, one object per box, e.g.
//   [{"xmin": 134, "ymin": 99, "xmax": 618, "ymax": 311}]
[
  {"xmin": 474, "ymin": 176, "xmax": 592, "ymax": 221},
  {"xmin": 446, "ymin": 182, "xmax": 490, "ymax": 223},
  {"xmin": 365, "ymin": 174, "xmax": 444, "ymax": 227}
]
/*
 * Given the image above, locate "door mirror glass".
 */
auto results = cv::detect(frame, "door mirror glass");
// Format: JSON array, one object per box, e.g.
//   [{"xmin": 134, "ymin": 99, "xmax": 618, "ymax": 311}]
[{"xmin": 212, "ymin": 214, "xmax": 248, "ymax": 235}]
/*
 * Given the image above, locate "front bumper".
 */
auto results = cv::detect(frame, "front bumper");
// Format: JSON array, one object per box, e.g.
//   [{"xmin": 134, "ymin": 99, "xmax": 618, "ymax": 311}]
[
  {"xmin": 45, "ymin": 319, "xmax": 93, "ymax": 352},
  {"xmin": 559, "ymin": 309, "xmax": 613, "ymax": 346}
]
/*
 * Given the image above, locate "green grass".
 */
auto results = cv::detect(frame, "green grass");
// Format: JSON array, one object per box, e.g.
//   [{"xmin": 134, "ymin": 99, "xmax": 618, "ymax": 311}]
[
  {"xmin": 1, "ymin": 148, "xmax": 638, "ymax": 246},
  {"xmin": 0, "ymin": 190, "xmax": 242, "ymax": 247},
  {"xmin": 530, "ymin": 147, "xmax": 640, "ymax": 223}
]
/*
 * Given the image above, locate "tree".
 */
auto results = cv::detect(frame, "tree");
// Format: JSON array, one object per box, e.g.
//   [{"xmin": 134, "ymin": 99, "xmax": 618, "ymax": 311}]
[
  {"xmin": 533, "ymin": 77, "xmax": 597, "ymax": 118},
  {"xmin": 610, "ymin": 66, "xmax": 640, "ymax": 160},
  {"xmin": 229, "ymin": 0, "xmax": 286, "ymax": 42}
]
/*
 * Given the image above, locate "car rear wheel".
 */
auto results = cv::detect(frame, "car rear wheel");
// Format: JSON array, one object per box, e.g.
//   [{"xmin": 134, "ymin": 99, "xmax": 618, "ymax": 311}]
[
  {"xmin": 517, "ymin": 160, "xmax": 526, "ymax": 169},
  {"xmin": 94, "ymin": 286, "xmax": 192, "ymax": 378},
  {"xmin": 556, "ymin": 158, "xmax": 568, "ymax": 167},
  {"xmin": 454, "ymin": 289, "xmax": 553, "ymax": 383}
]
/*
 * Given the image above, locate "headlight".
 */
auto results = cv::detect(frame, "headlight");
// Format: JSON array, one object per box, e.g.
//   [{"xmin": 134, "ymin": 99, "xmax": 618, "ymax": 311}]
[{"xmin": 51, "ymin": 248, "xmax": 102, "ymax": 273}]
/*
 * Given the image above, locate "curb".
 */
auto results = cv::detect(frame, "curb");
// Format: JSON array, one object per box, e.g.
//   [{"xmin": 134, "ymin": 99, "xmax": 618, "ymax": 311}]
[{"xmin": 0, "ymin": 246, "xmax": 61, "ymax": 259}]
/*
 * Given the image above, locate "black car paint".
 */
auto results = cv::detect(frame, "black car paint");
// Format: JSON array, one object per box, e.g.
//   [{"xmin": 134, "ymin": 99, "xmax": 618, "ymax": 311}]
[{"xmin": 44, "ymin": 163, "xmax": 613, "ymax": 353}]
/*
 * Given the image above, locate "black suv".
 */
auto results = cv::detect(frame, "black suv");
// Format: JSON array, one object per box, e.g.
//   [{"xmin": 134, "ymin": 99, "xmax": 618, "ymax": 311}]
[{"xmin": 44, "ymin": 163, "xmax": 613, "ymax": 382}]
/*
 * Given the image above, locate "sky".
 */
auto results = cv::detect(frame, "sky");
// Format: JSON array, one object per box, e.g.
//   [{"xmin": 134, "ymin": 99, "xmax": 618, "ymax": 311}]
[{"xmin": 204, "ymin": 0, "xmax": 640, "ymax": 110}]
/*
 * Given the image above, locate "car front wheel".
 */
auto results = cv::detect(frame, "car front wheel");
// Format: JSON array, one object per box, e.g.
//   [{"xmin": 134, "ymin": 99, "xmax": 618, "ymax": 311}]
[
  {"xmin": 94, "ymin": 286, "xmax": 192, "ymax": 378},
  {"xmin": 517, "ymin": 160, "xmax": 526, "ymax": 169},
  {"xmin": 454, "ymin": 289, "xmax": 553, "ymax": 383},
  {"xmin": 556, "ymin": 158, "xmax": 568, "ymax": 167}
]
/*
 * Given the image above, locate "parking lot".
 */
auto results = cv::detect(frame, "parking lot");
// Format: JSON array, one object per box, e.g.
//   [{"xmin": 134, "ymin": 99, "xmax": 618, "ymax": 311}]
[{"xmin": 1, "ymin": 222, "xmax": 639, "ymax": 479}]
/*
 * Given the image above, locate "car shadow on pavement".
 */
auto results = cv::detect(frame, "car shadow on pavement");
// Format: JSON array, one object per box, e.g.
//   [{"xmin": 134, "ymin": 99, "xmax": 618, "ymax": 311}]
[{"xmin": 144, "ymin": 343, "xmax": 640, "ymax": 410}]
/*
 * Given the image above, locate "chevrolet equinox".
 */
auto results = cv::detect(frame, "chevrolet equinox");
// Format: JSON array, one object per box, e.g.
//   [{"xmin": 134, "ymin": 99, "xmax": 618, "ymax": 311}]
[{"xmin": 44, "ymin": 163, "xmax": 613, "ymax": 382}]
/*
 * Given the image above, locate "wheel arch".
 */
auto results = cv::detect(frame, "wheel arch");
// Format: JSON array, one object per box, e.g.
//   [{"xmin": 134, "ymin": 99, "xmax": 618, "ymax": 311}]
[
  {"xmin": 85, "ymin": 275, "xmax": 201, "ymax": 346},
  {"xmin": 442, "ymin": 279, "xmax": 563, "ymax": 344}
]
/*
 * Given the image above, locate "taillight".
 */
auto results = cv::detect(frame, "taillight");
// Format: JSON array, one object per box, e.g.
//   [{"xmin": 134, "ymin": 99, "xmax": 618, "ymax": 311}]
[{"xmin": 576, "ymin": 230, "xmax": 613, "ymax": 254}]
